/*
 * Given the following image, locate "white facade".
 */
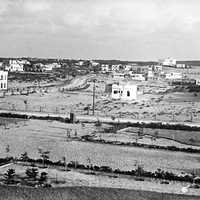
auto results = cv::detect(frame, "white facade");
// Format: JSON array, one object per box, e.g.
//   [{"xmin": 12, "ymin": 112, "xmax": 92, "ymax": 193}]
[
  {"xmin": 0, "ymin": 71, "xmax": 8, "ymax": 90},
  {"xmin": 196, "ymin": 79, "xmax": 200, "ymax": 86},
  {"xmin": 111, "ymin": 64, "xmax": 121, "ymax": 71},
  {"xmin": 90, "ymin": 61, "xmax": 99, "ymax": 66},
  {"xmin": 147, "ymin": 70, "xmax": 154, "ymax": 78},
  {"xmin": 129, "ymin": 72, "xmax": 145, "ymax": 81},
  {"xmin": 124, "ymin": 65, "xmax": 132, "ymax": 71},
  {"xmin": 43, "ymin": 63, "xmax": 61, "ymax": 71},
  {"xmin": 176, "ymin": 63, "xmax": 186, "ymax": 68},
  {"xmin": 160, "ymin": 58, "xmax": 176, "ymax": 67},
  {"xmin": 153, "ymin": 65, "xmax": 163, "ymax": 72},
  {"xmin": 112, "ymin": 72, "xmax": 125, "ymax": 79},
  {"xmin": 5, "ymin": 60, "xmax": 24, "ymax": 72},
  {"xmin": 111, "ymin": 82, "xmax": 137, "ymax": 100},
  {"xmin": 165, "ymin": 72, "xmax": 182, "ymax": 80},
  {"xmin": 101, "ymin": 64, "xmax": 110, "ymax": 73}
]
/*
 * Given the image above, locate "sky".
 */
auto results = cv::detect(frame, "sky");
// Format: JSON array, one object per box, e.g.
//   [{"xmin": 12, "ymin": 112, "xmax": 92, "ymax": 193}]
[{"xmin": 0, "ymin": 0, "xmax": 200, "ymax": 60}]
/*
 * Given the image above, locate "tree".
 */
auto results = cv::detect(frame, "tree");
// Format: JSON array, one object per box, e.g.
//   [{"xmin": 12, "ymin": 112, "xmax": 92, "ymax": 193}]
[
  {"xmin": 38, "ymin": 149, "xmax": 50, "ymax": 167},
  {"xmin": 20, "ymin": 152, "xmax": 29, "ymax": 162},
  {"xmin": 62, "ymin": 156, "xmax": 67, "ymax": 171},
  {"xmin": 4, "ymin": 168, "xmax": 15, "ymax": 184},
  {"xmin": 39, "ymin": 172, "xmax": 48, "ymax": 184},
  {"xmin": 25, "ymin": 168, "xmax": 38, "ymax": 180},
  {"xmin": 5, "ymin": 145, "xmax": 10, "ymax": 158}
]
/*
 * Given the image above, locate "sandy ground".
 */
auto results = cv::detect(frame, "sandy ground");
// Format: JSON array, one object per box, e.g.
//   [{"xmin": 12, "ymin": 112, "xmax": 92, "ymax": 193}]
[{"xmin": 1, "ymin": 72, "xmax": 200, "ymax": 124}]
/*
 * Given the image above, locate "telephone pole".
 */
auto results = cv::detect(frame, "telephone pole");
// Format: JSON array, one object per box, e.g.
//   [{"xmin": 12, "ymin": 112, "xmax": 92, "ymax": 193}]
[{"xmin": 92, "ymin": 79, "xmax": 96, "ymax": 115}]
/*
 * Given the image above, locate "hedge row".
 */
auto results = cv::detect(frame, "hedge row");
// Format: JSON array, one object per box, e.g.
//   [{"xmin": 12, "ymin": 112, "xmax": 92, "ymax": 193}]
[
  {"xmin": 16, "ymin": 156, "xmax": 198, "ymax": 184},
  {"xmin": 80, "ymin": 135, "xmax": 200, "ymax": 154}
]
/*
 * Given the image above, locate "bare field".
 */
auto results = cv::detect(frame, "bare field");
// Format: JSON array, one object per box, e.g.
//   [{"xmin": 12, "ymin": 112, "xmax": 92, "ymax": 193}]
[
  {"xmin": 0, "ymin": 118, "xmax": 199, "ymax": 174},
  {"xmin": 1, "ymin": 73, "xmax": 200, "ymax": 124}
]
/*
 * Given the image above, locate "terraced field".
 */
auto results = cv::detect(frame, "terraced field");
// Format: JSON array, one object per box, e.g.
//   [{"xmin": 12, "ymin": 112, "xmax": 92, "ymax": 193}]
[{"xmin": 0, "ymin": 118, "xmax": 199, "ymax": 174}]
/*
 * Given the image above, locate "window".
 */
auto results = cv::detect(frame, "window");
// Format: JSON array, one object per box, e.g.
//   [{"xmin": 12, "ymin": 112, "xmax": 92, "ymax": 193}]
[
  {"xmin": 0, "ymin": 83, "xmax": 3, "ymax": 89},
  {"xmin": 113, "ymin": 90, "xmax": 118, "ymax": 94},
  {"xmin": 127, "ymin": 91, "xmax": 130, "ymax": 97},
  {"xmin": 1, "ymin": 75, "xmax": 3, "ymax": 80},
  {"xmin": 4, "ymin": 83, "xmax": 6, "ymax": 88}
]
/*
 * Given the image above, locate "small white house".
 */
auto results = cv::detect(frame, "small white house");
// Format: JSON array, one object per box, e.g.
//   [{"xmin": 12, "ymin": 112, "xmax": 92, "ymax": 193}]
[
  {"xmin": 0, "ymin": 71, "xmax": 8, "ymax": 90},
  {"xmin": 165, "ymin": 72, "xmax": 182, "ymax": 80},
  {"xmin": 111, "ymin": 82, "xmax": 137, "ymax": 100}
]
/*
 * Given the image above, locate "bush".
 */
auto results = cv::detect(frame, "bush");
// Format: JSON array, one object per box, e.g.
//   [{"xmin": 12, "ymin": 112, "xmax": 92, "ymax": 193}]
[
  {"xmin": 26, "ymin": 168, "xmax": 38, "ymax": 180},
  {"xmin": 4, "ymin": 168, "xmax": 15, "ymax": 184}
]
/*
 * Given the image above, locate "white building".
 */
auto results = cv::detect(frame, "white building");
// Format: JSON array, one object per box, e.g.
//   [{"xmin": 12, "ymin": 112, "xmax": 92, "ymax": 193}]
[
  {"xmin": 43, "ymin": 63, "xmax": 61, "ymax": 71},
  {"xmin": 101, "ymin": 64, "xmax": 110, "ymax": 73},
  {"xmin": 176, "ymin": 63, "xmax": 187, "ymax": 68},
  {"xmin": 129, "ymin": 72, "xmax": 145, "ymax": 81},
  {"xmin": 147, "ymin": 70, "xmax": 154, "ymax": 79},
  {"xmin": 90, "ymin": 61, "xmax": 99, "ymax": 66},
  {"xmin": 124, "ymin": 65, "xmax": 132, "ymax": 71},
  {"xmin": 112, "ymin": 72, "xmax": 125, "ymax": 79},
  {"xmin": 153, "ymin": 65, "xmax": 162, "ymax": 72},
  {"xmin": 196, "ymin": 79, "xmax": 200, "ymax": 86},
  {"xmin": 0, "ymin": 71, "xmax": 8, "ymax": 90},
  {"xmin": 76, "ymin": 61, "xmax": 84, "ymax": 66},
  {"xmin": 5, "ymin": 60, "xmax": 24, "ymax": 72},
  {"xmin": 160, "ymin": 58, "xmax": 176, "ymax": 67},
  {"xmin": 165, "ymin": 72, "xmax": 182, "ymax": 80},
  {"xmin": 111, "ymin": 82, "xmax": 137, "ymax": 100},
  {"xmin": 111, "ymin": 64, "xmax": 121, "ymax": 71}
]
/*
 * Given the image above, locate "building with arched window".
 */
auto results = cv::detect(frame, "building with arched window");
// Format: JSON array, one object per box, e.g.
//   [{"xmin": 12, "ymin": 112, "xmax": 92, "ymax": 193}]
[{"xmin": 0, "ymin": 71, "xmax": 8, "ymax": 90}]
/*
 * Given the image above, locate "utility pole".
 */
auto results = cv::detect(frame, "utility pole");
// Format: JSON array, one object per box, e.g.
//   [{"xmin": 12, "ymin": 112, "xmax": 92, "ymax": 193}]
[{"xmin": 92, "ymin": 79, "xmax": 96, "ymax": 115}]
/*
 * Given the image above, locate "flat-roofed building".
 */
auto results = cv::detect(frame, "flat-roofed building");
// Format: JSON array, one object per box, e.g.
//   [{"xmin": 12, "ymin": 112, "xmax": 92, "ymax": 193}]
[
  {"xmin": 111, "ymin": 82, "xmax": 137, "ymax": 100},
  {"xmin": 165, "ymin": 72, "xmax": 182, "ymax": 80},
  {"xmin": 0, "ymin": 70, "xmax": 8, "ymax": 90}
]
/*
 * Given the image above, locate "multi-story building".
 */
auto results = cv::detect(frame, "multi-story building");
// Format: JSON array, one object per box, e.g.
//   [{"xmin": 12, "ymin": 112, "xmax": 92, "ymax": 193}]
[
  {"xmin": 5, "ymin": 60, "xmax": 24, "ymax": 72},
  {"xmin": 0, "ymin": 71, "xmax": 8, "ymax": 90}
]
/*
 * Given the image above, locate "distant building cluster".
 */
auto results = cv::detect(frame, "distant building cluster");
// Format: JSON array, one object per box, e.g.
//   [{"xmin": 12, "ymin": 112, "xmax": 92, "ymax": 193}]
[{"xmin": 1, "ymin": 59, "xmax": 62, "ymax": 72}]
